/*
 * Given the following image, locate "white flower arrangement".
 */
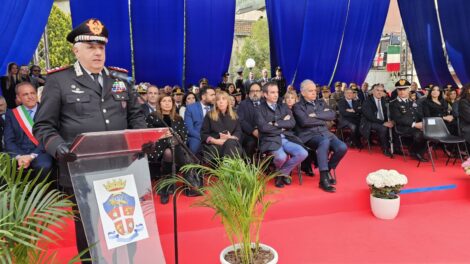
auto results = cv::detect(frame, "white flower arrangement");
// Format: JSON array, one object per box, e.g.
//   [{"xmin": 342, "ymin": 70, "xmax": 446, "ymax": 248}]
[{"xmin": 366, "ymin": 169, "xmax": 408, "ymax": 199}]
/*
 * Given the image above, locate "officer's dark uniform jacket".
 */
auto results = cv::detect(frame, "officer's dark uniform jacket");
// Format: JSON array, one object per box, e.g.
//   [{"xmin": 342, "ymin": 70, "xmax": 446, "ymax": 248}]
[
  {"xmin": 389, "ymin": 97, "xmax": 422, "ymax": 134},
  {"xmin": 255, "ymin": 101, "xmax": 303, "ymax": 153},
  {"xmin": 33, "ymin": 61, "xmax": 146, "ymax": 186},
  {"xmin": 292, "ymin": 96, "xmax": 336, "ymax": 143}
]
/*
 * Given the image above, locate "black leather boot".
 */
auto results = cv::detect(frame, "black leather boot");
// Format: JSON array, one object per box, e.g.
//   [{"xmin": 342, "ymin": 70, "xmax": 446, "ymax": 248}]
[
  {"xmin": 319, "ymin": 171, "xmax": 336, "ymax": 193},
  {"xmin": 328, "ymin": 170, "xmax": 337, "ymax": 185}
]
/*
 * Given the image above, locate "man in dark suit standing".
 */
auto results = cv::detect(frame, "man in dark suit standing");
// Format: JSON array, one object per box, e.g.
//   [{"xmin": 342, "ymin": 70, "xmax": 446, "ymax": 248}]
[
  {"xmin": 293, "ymin": 80, "xmax": 347, "ymax": 193},
  {"xmin": 360, "ymin": 83, "xmax": 394, "ymax": 157},
  {"xmin": 237, "ymin": 82, "xmax": 262, "ymax": 159},
  {"xmin": 271, "ymin": 66, "xmax": 287, "ymax": 98},
  {"xmin": 5, "ymin": 82, "xmax": 52, "ymax": 173},
  {"xmin": 184, "ymin": 86, "xmax": 216, "ymax": 154},
  {"xmin": 258, "ymin": 68, "xmax": 270, "ymax": 86},
  {"xmin": 357, "ymin": 82, "xmax": 369, "ymax": 102},
  {"xmin": 337, "ymin": 88, "xmax": 363, "ymax": 148},
  {"xmin": 33, "ymin": 19, "xmax": 147, "ymax": 263},
  {"xmin": 243, "ymin": 71, "xmax": 256, "ymax": 97},
  {"xmin": 389, "ymin": 79, "xmax": 427, "ymax": 162},
  {"xmin": 255, "ymin": 81, "xmax": 307, "ymax": 188},
  {"xmin": 0, "ymin": 96, "xmax": 7, "ymax": 152}
]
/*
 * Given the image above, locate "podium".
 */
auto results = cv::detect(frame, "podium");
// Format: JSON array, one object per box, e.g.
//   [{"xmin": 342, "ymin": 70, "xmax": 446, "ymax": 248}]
[{"xmin": 67, "ymin": 128, "xmax": 168, "ymax": 264}]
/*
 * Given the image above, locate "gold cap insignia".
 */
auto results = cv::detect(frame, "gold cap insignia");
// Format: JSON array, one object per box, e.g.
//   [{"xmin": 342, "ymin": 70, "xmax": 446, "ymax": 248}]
[{"xmin": 86, "ymin": 19, "xmax": 104, "ymax": 35}]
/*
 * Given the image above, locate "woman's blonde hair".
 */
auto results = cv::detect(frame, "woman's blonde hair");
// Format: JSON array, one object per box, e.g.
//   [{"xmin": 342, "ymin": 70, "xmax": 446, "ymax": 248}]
[
  {"xmin": 283, "ymin": 90, "xmax": 298, "ymax": 103},
  {"xmin": 209, "ymin": 91, "xmax": 237, "ymax": 121}
]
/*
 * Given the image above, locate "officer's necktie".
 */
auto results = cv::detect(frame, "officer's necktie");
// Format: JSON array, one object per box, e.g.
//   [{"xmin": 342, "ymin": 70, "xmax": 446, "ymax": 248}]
[
  {"xmin": 91, "ymin": 73, "xmax": 102, "ymax": 90},
  {"xmin": 28, "ymin": 110, "xmax": 33, "ymax": 119},
  {"xmin": 376, "ymin": 99, "xmax": 384, "ymax": 120}
]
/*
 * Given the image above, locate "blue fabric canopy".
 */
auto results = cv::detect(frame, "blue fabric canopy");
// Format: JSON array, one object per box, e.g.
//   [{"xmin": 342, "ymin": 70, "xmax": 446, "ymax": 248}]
[
  {"xmin": 184, "ymin": 0, "xmax": 236, "ymax": 87},
  {"xmin": 331, "ymin": 0, "xmax": 390, "ymax": 86},
  {"xmin": 0, "ymin": 0, "xmax": 53, "ymax": 75},
  {"xmin": 293, "ymin": 0, "xmax": 349, "ymax": 87},
  {"xmin": 131, "ymin": 0, "xmax": 184, "ymax": 87},
  {"xmin": 437, "ymin": 0, "xmax": 470, "ymax": 85},
  {"xmin": 398, "ymin": 0, "xmax": 456, "ymax": 87},
  {"xmin": 265, "ymin": 0, "xmax": 307, "ymax": 85},
  {"xmin": 70, "ymin": 0, "xmax": 132, "ymax": 72}
]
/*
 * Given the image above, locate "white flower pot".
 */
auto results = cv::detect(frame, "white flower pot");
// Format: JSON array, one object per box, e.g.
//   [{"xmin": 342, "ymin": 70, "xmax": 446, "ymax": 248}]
[
  {"xmin": 370, "ymin": 194, "xmax": 400, "ymax": 220},
  {"xmin": 220, "ymin": 243, "xmax": 278, "ymax": 264}
]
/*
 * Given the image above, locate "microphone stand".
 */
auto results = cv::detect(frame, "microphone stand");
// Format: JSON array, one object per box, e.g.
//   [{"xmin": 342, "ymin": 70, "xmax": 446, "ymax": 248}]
[
  {"xmin": 385, "ymin": 98, "xmax": 394, "ymax": 157},
  {"xmin": 159, "ymin": 117, "xmax": 200, "ymax": 264}
]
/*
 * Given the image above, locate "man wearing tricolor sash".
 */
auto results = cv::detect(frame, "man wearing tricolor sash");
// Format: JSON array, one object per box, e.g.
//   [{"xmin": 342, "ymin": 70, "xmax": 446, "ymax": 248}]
[{"xmin": 4, "ymin": 82, "xmax": 52, "ymax": 173}]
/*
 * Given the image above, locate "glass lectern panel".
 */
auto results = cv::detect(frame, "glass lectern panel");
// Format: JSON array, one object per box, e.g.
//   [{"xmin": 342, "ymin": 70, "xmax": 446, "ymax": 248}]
[{"xmin": 67, "ymin": 129, "xmax": 168, "ymax": 264}]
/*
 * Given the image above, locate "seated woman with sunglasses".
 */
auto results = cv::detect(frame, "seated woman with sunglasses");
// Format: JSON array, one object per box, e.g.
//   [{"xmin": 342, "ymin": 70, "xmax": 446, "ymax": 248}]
[{"xmin": 201, "ymin": 91, "xmax": 243, "ymax": 160}]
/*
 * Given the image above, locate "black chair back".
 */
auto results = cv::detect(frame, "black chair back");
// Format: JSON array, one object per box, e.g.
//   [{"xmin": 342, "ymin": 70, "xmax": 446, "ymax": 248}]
[{"xmin": 423, "ymin": 117, "xmax": 449, "ymax": 138}]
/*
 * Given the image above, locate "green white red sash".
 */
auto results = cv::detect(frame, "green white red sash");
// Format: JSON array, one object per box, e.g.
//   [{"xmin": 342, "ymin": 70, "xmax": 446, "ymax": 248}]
[{"xmin": 12, "ymin": 105, "xmax": 39, "ymax": 146}]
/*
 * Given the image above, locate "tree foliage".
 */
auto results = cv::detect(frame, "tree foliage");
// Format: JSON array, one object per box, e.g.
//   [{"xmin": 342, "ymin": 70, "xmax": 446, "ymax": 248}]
[
  {"xmin": 36, "ymin": 5, "xmax": 75, "ymax": 70},
  {"xmin": 235, "ymin": 18, "xmax": 271, "ymax": 78}
]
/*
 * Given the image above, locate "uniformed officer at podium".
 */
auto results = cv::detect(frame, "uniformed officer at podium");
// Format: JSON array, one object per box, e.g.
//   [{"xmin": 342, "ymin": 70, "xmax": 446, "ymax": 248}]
[{"xmin": 33, "ymin": 18, "xmax": 146, "ymax": 263}]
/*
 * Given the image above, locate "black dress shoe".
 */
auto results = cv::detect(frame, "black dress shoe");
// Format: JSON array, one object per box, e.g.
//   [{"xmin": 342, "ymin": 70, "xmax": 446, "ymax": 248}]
[
  {"xmin": 160, "ymin": 194, "xmax": 169, "ymax": 204},
  {"xmin": 275, "ymin": 176, "xmax": 284, "ymax": 188},
  {"xmin": 415, "ymin": 153, "xmax": 429, "ymax": 162},
  {"xmin": 184, "ymin": 189, "xmax": 202, "ymax": 197},
  {"xmin": 283, "ymin": 176, "xmax": 292, "ymax": 185},
  {"xmin": 328, "ymin": 172, "xmax": 337, "ymax": 185},
  {"xmin": 301, "ymin": 168, "xmax": 315, "ymax": 177},
  {"xmin": 319, "ymin": 171, "xmax": 336, "ymax": 193},
  {"xmin": 383, "ymin": 149, "xmax": 393, "ymax": 158}
]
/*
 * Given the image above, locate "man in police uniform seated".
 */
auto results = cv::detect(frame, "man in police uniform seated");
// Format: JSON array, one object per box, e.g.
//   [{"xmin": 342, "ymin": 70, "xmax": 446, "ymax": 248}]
[
  {"xmin": 389, "ymin": 79, "xmax": 428, "ymax": 162},
  {"xmin": 33, "ymin": 18, "xmax": 147, "ymax": 263},
  {"xmin": 4, "ymin": 82, "xmax": 52, "ymax": 174},
  {"xmin": 293, "ymin": 80, "xmax": 348, "ymax": 193},
  {"xmin": 337, "ymin": 88, "xmax": 363, "ymax": 148},
  {"xmin": 360, "ymin": 83, "xmax": 394, "ymax": 157},
  {"xmin": 255, "ymin": 81, "xmax": 308, "ymax": 188}
]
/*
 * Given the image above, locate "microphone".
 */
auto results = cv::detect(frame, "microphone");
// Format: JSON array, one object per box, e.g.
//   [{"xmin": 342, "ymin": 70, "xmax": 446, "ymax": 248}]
[{"xmin": 109, "ymin": 70, "xmax": 133, "ymax": 84}]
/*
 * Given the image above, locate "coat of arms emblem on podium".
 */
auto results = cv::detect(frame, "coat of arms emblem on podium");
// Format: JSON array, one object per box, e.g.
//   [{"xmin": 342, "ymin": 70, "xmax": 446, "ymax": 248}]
[{"xmin": 94, "ymin": 175, "xmax": 149, "ymax": 249}]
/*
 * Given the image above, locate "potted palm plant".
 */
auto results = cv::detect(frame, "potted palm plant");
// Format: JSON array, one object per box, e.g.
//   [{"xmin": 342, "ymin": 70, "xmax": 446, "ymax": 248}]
[
  {"xmin": 158, "ymin": 155, "xmax": 279, "ymax": 264},
  {"xmin": 0, "ymin": 153, "xmax": 88, "ymax": 263},
  {"xmin": 366, "ymin": 169, "xmax": 408, "ymax": 220}
]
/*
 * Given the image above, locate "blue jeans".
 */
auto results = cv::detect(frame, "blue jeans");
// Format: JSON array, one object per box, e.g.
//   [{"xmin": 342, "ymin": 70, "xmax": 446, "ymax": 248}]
[
  {"xmin": 270, "ymin": 138, "xmax": 308, "ymax": 176},
  {"xmin": 306, "ymin": 133, "xmax": 347, "ymax": 171}
]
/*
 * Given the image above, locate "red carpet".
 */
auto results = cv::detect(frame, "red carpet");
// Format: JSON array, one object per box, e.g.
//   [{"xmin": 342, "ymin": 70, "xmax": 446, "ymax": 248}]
[{"xmin": 44, "ymin": 146, "xmax": 470, "ymax": 263}]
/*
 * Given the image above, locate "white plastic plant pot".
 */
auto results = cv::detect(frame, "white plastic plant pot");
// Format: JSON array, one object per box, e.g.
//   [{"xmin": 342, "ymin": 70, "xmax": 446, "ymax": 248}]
[{"xmin": 220, "ymin": 243, "xmax": 278, "ymax": 264}]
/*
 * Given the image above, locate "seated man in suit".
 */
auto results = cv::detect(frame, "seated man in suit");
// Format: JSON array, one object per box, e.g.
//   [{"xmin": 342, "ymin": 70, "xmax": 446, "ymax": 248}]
[
  {"xmin": 360, "ymin": 84, "xmax": 394, "ymax": 157},
  {"xmin": 338, "ymin": 88, "xmax": 363, "ymax": 148},
  {"xmin": 237, "ymin": 82, "xmax": 262, "ymax": 160},
  {"xmin": 185, "ymin": 86, "xmax": 216, "ymax": 154},
  {"xmin": 255, "ymin": 81, "xmax": 308, "ymax": 188},
  {"xmin": 390, "ymin": 79, "xmax": 428, "ymax": 162},
  {"xmin": 4, "ymin": 82, "xmax": 52, "ymax": 174},
  {"xmin": 0, "ymin": 96, "xmax": 7, "ymax": 151},
  {"xmin": 293, "ymin": 80, "xmax": 348, "ymax": 193},
  {"xmin": 141, "ymin": 84, "xmax": 159, "ymax": 117}
]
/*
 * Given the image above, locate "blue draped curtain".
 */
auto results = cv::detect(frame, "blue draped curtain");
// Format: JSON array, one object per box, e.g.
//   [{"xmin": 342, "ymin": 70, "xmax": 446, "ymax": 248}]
[
  {"xmin": 70, "ymin": 0, "xmax": 132, "ymax": 72},
  {"xmin": 185, "ymin": 0, "xmax": 236, "ymax": 87},
  {"xmin": 265, "ymin": 0, "xmax": 308, "ymax": 85},
  {"xmin": 131, "ymin": 0, "xmax": 184, "ymax": 87},
  {"xmin": 293, "ymin": 0, "xmax": 350, "ymax": 87},
  {"xmin": 0, "ymin": 0, "xmax": 53, "ymax": 75},
  {"xmin": 331, "ymin": 0, "xmax": 390, "ymax": 86},
  {"xmin": 398, "ymin": 0, "xmax": 456, "ymax": 87},
  {"xmin": 437, "ymin": 0, "xmax": 470, "ymax": 85}
]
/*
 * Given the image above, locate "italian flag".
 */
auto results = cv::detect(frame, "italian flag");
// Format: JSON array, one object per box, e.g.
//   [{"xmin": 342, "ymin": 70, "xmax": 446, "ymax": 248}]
[{"xmin": 386, "ymin": 45, "xmax": 400, "ymax": 72}]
